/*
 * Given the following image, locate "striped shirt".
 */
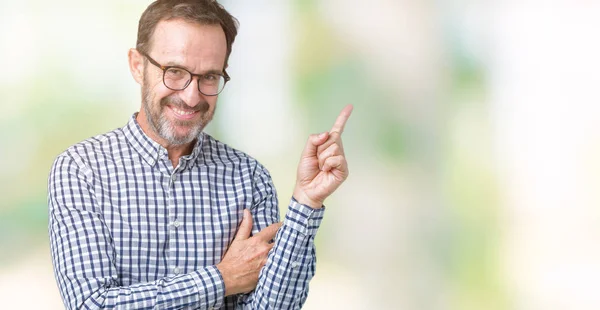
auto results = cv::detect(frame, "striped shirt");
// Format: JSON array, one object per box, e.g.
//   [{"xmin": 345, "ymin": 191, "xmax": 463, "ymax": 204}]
[{"xmin": 48, "ymin": 114, "xmax": 324, "ymax": 309}]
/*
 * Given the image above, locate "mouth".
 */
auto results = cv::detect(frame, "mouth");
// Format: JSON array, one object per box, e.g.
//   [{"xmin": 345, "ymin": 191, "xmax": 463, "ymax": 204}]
[{"xmin": 167, "ymin": 105, "xmax": 199, "ymax": 120}]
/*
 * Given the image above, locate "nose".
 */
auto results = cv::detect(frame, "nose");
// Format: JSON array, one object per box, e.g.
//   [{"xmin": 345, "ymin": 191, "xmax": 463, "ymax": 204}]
[{"xmin": 179, "ymin": 77, "xmax": 204, "ymax": 108}]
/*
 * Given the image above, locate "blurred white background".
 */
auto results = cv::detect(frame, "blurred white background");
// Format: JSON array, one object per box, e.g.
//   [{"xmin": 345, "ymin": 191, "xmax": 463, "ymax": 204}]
[{"xmin": 1, "ymin": 0, "xmax": 600, "ymax": 309}]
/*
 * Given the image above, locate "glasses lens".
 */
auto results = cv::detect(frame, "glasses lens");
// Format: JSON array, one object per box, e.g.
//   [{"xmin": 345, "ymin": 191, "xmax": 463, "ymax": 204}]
[
  {"xmin": 164, "ymin": 68, "xmax": 191, "ymax": 90},
  {"xmin": 198, "ymin": 74, "xmax": 226, "ymax": 96}
]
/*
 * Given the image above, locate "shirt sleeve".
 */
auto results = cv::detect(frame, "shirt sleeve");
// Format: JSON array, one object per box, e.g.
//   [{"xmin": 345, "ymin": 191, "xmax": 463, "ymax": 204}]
[
  {"xmin": 48, "ymin": 153, "xmax": 226, "ymax": 310},
  {"xmin": 237, "ymin": 165, "xmax": 325, "ymax": 309}
]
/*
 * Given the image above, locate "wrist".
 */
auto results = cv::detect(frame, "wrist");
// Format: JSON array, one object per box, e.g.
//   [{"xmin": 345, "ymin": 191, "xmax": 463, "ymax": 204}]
[
  {"xmin": 216, "ymin": 263, "xmax": 237, "ymax": 296},
  {"xmin": 292, "ymin": 187, "xmax": 323, "ymax": 209}
]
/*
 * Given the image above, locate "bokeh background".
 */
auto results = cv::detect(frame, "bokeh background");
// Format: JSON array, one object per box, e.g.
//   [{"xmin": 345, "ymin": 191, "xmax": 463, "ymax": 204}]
[{"xmin": 1, "ymin": 0, "xmax": 600, "ymax": 309}]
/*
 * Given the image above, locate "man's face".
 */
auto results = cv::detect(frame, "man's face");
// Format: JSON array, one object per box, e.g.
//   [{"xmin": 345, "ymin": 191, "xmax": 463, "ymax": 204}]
[{"xmin": 139, "ymin": 19, "xmax": 227, "ymax": 146}]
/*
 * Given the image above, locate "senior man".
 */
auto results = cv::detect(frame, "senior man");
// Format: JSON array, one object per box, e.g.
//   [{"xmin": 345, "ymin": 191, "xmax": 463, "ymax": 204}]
[{"xmin": 48, "ymin": 0, "xmax": 352, "ymax": 309}]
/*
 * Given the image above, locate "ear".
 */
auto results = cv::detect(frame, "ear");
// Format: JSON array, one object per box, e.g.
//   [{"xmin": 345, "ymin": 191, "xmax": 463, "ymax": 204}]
[{"xmin": 128, "ymin": 48, "xmax": 145, "ymax": 85}]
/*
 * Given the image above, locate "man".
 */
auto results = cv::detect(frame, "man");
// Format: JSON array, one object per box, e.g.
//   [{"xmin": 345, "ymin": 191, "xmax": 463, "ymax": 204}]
[{"xmin": 48, "ymin": 0, "xmax": 352, "ymax": 309}]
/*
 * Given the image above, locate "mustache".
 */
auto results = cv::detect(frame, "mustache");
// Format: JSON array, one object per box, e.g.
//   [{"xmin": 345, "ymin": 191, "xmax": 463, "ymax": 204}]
[{"xmin": 161, "ymin": 95, "xmax": 209, "ymax": 113}]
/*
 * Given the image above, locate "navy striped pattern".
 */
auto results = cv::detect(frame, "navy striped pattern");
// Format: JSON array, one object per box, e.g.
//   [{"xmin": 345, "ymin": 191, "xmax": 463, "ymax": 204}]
[{"xmin": 48, "ymin": 114, "xmax": 325, "ymax": 309}]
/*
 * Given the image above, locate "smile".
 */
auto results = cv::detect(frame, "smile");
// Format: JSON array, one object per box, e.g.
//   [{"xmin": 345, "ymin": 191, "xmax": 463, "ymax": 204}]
[
  {"xmin": 171, "ymin": 107, "xmax": 196, "ymax": 115},
  {"xmin": 168, "ymin": 105, "xmax": 199, "ymax": 120}
]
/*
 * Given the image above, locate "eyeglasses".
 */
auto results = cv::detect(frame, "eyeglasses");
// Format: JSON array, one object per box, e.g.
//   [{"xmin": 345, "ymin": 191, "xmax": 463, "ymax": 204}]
[{"xmin": 140, "ymin": 52, "xmax": 230, "ymax": 96}]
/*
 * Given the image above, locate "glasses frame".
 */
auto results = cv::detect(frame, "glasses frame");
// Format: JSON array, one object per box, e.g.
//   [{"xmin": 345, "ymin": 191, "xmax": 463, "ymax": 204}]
[{"xmin": 140, "ymin": 51, "xmax": 230, "ymax": 96}]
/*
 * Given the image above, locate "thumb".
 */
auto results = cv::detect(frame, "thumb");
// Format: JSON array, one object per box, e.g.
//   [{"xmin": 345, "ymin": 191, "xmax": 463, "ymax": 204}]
[
  {"xmin": 301, "ymin": 132, "xmax": 329, "ymax": 159},
  {"xmin": 234, "ymin": 209, "xmax": 253, "ymax": 240}
]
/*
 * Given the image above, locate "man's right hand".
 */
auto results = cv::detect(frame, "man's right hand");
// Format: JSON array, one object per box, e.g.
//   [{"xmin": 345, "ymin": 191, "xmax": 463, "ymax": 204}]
[{"xmin": 216, "ymin": 209, "xmax": 282, "ymax": 296}]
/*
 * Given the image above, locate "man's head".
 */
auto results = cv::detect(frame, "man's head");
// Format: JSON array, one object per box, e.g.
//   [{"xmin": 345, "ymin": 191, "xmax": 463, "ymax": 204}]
[
  {"xmin": 128, "ymin": 0, "xmax": 238, "ymax": 147},
  {"xmin": 136, "ymin": 0, "xmax": 238, "ymax": 69}
]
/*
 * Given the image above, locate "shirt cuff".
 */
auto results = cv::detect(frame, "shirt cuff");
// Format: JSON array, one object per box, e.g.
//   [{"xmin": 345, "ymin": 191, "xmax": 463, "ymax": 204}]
[
  {"xmin": 285, "ymin": 197, "xmax": 326, "ymax": 236},
  {"xmin": 190, "ymin": 265, "xmax": 225, "ymax": 309}
]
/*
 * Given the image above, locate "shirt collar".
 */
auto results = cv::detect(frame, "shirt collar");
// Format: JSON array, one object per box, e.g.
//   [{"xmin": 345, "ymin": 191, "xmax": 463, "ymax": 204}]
[{"xmin": 122, "ymin": 113, "xmax": 205, "ymax": 168}]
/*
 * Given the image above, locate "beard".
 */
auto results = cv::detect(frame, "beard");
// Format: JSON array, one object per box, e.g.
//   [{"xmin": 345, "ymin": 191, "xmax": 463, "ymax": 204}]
[{"xmin": 141, "ymin": 80, "xmax": 213, "ymax": 146}]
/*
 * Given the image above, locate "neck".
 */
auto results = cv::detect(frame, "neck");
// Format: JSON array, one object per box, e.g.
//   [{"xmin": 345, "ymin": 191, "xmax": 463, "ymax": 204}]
[
  {"xmin": 136, "ymin": 112, "xmax": 195, "ymax": 168},
  {"xmin": 166, "ymin": 143, "xmax": 194, "ymax": 168}
]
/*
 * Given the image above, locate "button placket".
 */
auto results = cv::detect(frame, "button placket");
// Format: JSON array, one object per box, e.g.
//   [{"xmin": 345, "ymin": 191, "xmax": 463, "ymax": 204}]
[{"xmin": 167, "ymin": 171, "xmax": 180, "ymax": 276}]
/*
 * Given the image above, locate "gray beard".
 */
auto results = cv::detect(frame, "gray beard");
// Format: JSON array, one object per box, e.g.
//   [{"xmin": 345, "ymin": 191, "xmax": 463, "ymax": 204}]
[{"xmin": 142, "ymin": 88, "xmax": 211, "ymax": 146}]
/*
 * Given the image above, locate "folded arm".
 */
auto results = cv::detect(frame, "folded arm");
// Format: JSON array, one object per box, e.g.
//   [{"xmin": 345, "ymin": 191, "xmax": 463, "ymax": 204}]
[{"xmin": 48, "ymin": 154, "xmax": 226, "ymax": 310}]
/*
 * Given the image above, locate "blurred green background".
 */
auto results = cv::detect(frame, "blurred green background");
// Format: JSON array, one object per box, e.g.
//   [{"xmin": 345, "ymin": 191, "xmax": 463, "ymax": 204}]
[{"xmin": 2, "ymin": 1, "xmax": 600, "ymax": 309}]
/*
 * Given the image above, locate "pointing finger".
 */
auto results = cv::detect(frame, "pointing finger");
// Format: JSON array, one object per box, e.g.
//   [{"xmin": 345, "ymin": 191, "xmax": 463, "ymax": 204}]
[
  {"xmin": 330, "ymin": 104, "xmax": 354, "ymax": 134},
  {"xmin": 255, "ymin": 222, "xmax": 283, "ymax": 242}
]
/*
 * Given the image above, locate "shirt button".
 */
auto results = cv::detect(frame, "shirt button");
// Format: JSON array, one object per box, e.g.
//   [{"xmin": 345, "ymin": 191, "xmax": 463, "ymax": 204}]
[
  {"xmin": 173, "ymin": 267, "xmax": 180, "ymax": 275},
  {"xmin": 171, "ymin": 174, "xmax": 177, "ymax": 182},
  {"xmin": 291, "ymin": 261, "xmax": 300, "ymax": 269},
  {"xmin": 173, "ymin": 220, "xmax": 180, "ymax": 228},
  {"xmin": 307, "ymin": 219, "xmax": 313, "ymax": 226}
]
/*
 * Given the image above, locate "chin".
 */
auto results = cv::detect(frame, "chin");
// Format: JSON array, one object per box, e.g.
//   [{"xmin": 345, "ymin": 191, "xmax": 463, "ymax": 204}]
[{"xmin": 165, "ymin": 122, "xmax": 206, "ymax": 145}]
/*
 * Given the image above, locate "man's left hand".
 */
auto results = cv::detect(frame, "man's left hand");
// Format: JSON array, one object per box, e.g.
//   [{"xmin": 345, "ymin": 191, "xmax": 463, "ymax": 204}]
[{"xmin": 293, "ymin": 104, "xmax": 353, "ymax": 209}]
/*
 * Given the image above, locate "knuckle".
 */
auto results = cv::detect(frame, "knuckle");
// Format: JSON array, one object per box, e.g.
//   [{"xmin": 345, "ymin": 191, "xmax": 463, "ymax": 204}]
[
  {"xmin": 262, "ymin": 243, "xmax": 272, "ymax": 252},
  {"xmin": 316, "ymin": 143, "xmax": 327, "ymax": 154},
  {"xmin": 256, "ymin": 247, "xmax": 268, "ymax": 257},
  {"xmin": 249, "ymin": 237, "xmax": 260, "ymax": 246},
  {"xmin": 270, "ymin": 229, "xmax": 279, "ymax": 238},
  {"xmin": 330, "ymin": 143, "xmax": 340, "ymax": 153}
]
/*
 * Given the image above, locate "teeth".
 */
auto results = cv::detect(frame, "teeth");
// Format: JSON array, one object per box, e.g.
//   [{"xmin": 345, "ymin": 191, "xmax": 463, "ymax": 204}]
[{"xmin": 172, "ymin": 107, "xmax": 195, "ymax": 116}]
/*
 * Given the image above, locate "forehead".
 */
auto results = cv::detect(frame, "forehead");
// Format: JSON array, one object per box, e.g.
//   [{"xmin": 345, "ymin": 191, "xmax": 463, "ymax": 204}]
[{"xmin": 150, "ymin": 19, "xmax": 227, "ymax": 70}]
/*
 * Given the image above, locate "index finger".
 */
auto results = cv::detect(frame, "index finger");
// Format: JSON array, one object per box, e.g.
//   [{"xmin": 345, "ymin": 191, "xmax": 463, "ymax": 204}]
[
  {"xmin": 254, "ymin": 222, "xmax": 283, "ymax": 242},
  {"xmin": 330, "ymin": 104, "xmax": 354, "ymax": 134}
]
